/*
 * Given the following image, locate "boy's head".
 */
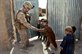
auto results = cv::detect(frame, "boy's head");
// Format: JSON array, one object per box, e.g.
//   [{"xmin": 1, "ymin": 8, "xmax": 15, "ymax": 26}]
[
  {"xmin": 41, "ymin": 20, "xmax": 48, "ymax": 26},
  {"xmin": 65, "ymin": 26, "xmax": 73, "ymax": 35},
  {"xmin": 71, "ymin": 26, "xmax": 76, "ymax": 33}
]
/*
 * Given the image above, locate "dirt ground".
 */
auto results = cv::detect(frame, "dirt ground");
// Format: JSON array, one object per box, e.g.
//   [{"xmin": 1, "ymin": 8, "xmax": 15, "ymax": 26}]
[{"xmin": 1, "ymin": 36, "xmax": 82, "ymax": 54}]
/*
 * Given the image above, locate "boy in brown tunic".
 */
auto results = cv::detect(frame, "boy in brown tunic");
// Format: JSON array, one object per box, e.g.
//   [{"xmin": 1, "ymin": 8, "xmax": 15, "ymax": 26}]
[{"xmin": 39, "ymin": 20, "xmax": 58, "ymax": 50}]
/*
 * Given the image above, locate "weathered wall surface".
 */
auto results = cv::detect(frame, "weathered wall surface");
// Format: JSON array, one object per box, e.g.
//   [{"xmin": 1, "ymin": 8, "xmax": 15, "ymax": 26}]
[
  {"xmin": 0, "ymin": 0, "xmax": 13, "ymax": 53},
  {"xmin": 47, "ymin": 0, "xmax": 82, "ymax": 39}
]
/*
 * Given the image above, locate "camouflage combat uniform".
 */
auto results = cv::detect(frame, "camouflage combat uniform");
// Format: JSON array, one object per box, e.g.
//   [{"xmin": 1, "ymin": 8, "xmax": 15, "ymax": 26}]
[{"xmin": 15, "ymin": 10, "xmax": 38, "ymax": 48}]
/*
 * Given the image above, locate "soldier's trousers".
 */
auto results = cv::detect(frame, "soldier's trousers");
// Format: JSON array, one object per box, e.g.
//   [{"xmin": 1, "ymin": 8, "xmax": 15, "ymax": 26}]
[{"xmin": 17, "ymin": 29, "xmax": 29, "ymax": 48}]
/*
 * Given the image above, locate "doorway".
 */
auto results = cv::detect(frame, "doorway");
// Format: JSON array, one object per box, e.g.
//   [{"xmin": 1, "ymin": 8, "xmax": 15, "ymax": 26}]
[{"xmin": 38, "ymin": 0, "xmax": 47, "ymax": 20}]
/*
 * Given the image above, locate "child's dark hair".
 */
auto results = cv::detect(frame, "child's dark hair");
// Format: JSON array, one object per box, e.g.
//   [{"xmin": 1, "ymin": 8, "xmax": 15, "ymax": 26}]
[
  {"xmin": 43, "ymin": 20, "xmax": 48, "ymax": 24},
  {"xmin": 72, "ymin": 26, "xmax": 76, "ymax": 33},
  {"xmin": 41, "ymin": 19, "xmax": 45, "ymax": 21}
]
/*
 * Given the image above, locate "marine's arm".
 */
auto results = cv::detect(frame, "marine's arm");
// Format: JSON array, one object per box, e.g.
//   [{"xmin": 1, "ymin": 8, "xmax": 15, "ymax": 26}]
[{"xmin": 17, "ymin": 12, "xmax": 38, "ymax": 31}]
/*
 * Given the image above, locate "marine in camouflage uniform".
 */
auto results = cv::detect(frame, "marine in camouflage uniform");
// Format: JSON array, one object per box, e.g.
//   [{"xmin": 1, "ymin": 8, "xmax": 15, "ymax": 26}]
[{"xmin": 14, "ymin": 1, "xmax": 38, "ymax": 48}]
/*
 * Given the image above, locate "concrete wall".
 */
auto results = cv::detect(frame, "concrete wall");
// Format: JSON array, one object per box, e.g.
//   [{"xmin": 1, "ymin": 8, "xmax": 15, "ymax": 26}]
[
  {"xmin": 0, "ymin": 0, "xmax": 13, "ymax": 53},
  {"xmin": 47, "ymin": 0, "xmax": 82, "ymax": 39}
]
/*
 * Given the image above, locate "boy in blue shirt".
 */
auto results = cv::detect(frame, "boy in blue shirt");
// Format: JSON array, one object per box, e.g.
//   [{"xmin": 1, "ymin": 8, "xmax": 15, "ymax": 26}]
[{"xmin": 60, "ymin": 26, "xmax": 74, "ymax": 54}]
